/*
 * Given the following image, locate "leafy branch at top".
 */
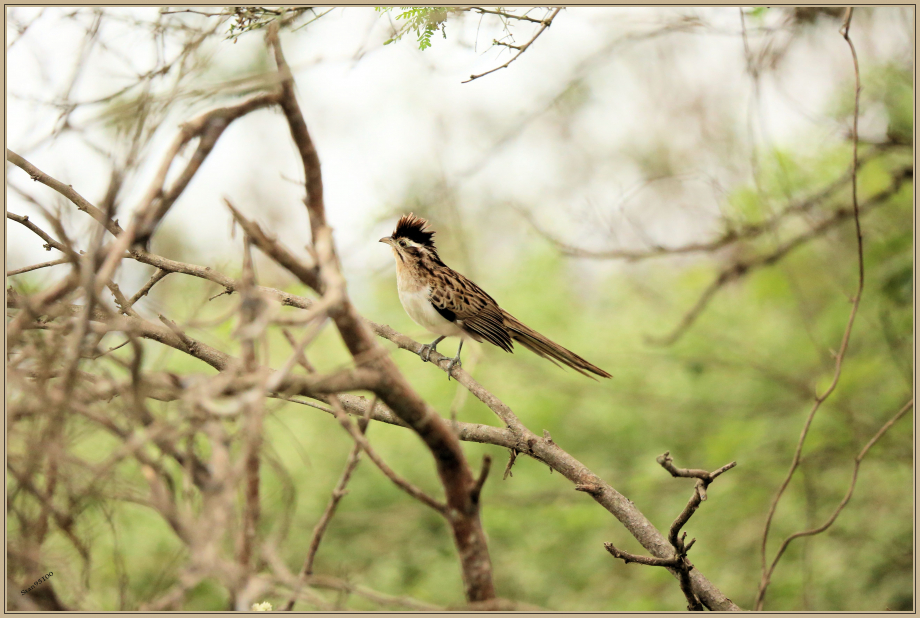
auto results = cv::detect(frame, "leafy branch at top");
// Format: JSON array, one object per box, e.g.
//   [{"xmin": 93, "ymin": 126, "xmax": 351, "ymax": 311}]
[{"xmin": 376, "ymin": 7, "xmax": 449, "ymax": 50}]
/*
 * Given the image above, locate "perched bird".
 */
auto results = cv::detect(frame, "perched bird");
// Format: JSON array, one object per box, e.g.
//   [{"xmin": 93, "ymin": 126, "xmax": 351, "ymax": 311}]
[{"xmin": 380, "ymin": 213, "xmax": 611, "ymax": 379}]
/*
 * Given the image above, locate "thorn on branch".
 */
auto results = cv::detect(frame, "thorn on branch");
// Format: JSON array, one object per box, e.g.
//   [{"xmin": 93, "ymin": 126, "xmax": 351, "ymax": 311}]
[
  {"xmin": 209, "ymin": 288, "xmax": 234, "ymax": 301},
  {"xmin": 472, "ymin": 454, "xmax": 492, "ymax": 502},
  {"xmin": 502, "ymin": 448, "xmax": 518, "ymax": 480},
  {"xmin": 603, "ymin": 542, "xmax": 678, "ymax": 567},
  {"xmin": 575, "ymin": 483, "xmax": 602, "ymax": 495}
]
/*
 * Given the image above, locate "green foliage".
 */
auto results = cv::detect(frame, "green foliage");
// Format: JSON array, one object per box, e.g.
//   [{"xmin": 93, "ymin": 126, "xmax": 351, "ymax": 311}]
[{"xmin": 376, "ymin": 7, "xmax": 449, "ymax": 50}]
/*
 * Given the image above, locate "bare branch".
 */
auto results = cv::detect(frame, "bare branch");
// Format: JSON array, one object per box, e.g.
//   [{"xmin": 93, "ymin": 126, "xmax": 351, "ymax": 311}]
[
  {"xmin": 124, "ymin": 268, "xmax": 170, "ymax": 311},
  {"xmin": 649, "ymin": 167, "xmax": 910, "ymax": 346},
  {"xmin": 7, "ymin": 148, "xmax": 122, "ymax": 236},
  {"xmin": 462, "ymin": 7, "xmax": 551, "ymax": 25},
  {"xmin": 603, "ymin": 543, "xmax": 678, "ymax": 567},
  {"xmin": 502, "ymin": 449, "xmax": 518, "ymax": 480},
  {"xmin": 283, "ymin": 398, "xmax": 375, "ymax": 611},
  {"xmin": 759, "ymin": 399, "xmax": 912, "ymax": 609},
  {"xmin": 606, "ymin": 453, "xmax": 735, "ymax": 611},
  {"xmin": 471, "ymin": 455, "xmax": 492, "ymax": 502},
  {"xmin": 7, "ymin": 258, "xmax": 70, "ymax": 277},
  {"xmin": 462, "ymin": 8, "xmax": 563, "ymax": 83},
  {"xmin": 7, "ymin": 212, "xmax": 71, "ymax": 255},
  {"xmin": 224, "ymin": 199, "xmax": 322, "ymax": 292},
  {"xmin": 756, "ymin": 14, "xmax": 867, "ymax": 609}
]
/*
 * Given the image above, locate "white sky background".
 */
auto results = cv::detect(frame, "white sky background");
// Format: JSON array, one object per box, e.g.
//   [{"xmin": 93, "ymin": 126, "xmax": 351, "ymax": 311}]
[{"xmin": 6, "ymin": 7, "xmax": 913, "ymax": 310}]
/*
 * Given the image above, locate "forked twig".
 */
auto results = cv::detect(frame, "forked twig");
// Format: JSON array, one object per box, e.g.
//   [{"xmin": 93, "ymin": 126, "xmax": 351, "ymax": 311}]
[
  {"xmin": 759, "ymin": 398, "xmax": 912, "ymax": 609},
  {"xmin": 605, "ymin": 452, "xmax": 736, "ymax": 611},
  {"xmin": 462, "ymin": 8, "xmax": 562, "ymax": 83}
]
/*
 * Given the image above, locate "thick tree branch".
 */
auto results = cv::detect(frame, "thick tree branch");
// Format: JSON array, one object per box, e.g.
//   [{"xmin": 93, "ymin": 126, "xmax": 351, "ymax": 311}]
[{"xmin": 264, "ymin": 23, "xmax": 496, "ymax": 602}]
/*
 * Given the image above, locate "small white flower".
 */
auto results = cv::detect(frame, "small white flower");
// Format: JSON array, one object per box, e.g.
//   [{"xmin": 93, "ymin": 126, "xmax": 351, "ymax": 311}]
[{"xmin": 251, "ymin": 601, "xmax": 273, "ymax": 611}]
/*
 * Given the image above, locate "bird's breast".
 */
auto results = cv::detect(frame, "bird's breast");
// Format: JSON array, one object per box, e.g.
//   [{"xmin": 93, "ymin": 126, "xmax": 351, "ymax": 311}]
[{"xmin": 396, "ymin": 278, "xmax": 464, "ymax": 338}]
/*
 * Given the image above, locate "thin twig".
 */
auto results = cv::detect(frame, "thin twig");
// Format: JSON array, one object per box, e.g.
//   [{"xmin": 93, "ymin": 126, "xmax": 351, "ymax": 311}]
[
  {"xmin": 107, "ymin": 281, "xmax": 139, "ymax": 318},
  {"xmin": 7, "ymin": 258, "xmax": 70, "ymax": 277},
  {"xmin": 462, "ymin": 8, "xmax": 562, "ymax": 83},
  {"xmin": 6, "ymin": 212, "xmax": 71, "ymax": 255},
  {"xmin": 649, "ymin": 167, "xmax": 909, "ymax": 346},
  {"xmin": 756, "ymin": 10, "xmax": 865, "ymax": 609},
  {"xmin": 326, "ymin": 394, "xmax": 446, "ymax": 514},
  {"xmin": 283, "ymin": 398, "xmax": 375, "ymax": 611},
  {"xmin": 125, "ymin": 269, "xmax": 169, "ymax": 311},
  {"xmin": 759, "ymin": 398, "xmax": 912, "ymax": 606},
  {"xmin": 464, "ymin": 6, "xmax": 549, "ymax": 24}
]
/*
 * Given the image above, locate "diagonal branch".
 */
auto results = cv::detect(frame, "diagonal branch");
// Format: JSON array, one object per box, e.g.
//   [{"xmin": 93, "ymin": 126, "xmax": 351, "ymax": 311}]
[
  {"xmin": 7, "ymin": 258, "xmax": 70, "ymax": 277},
  {"xmin": 124, "ymin": 268, "xmax": 170, "ymax": 312},
  {"xmin": 7, "ymin": 211, "xmax": 72, "ymax": 255},
  {"xmin": 522, "ymin": 147, "xmax": 891, "ymax": 262},
  {"xmin": 649, "ymin": 167, "xmax": 910, "ymax": 346},
  {"xmin": 7, "ymin": 149, "xmax": 121, "ymax": 236}
]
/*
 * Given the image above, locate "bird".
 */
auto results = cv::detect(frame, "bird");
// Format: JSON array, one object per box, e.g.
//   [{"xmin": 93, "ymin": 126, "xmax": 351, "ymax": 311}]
[{"xmin": 379, "ymin": 213, "xmax": 611, "ymax": 380}]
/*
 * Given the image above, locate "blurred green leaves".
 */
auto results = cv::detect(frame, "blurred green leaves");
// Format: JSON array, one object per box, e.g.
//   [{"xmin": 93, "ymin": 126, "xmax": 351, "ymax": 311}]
[{"xmin": 377, "ymin": 7, "xmax": 448, "ymax": 50}]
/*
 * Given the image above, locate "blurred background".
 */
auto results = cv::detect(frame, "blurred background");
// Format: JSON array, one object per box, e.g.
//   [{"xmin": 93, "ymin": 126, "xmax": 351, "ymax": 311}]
[{"xmin": 6, "ymin": 6, "xmax": 913, "ymax": 611}]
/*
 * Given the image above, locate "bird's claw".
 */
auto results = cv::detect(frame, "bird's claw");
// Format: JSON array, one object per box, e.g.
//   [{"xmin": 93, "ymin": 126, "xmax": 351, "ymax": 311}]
[
  {"xmin": 445, "ymin": 356, "xmax": 462, "ymax": 380},
  {"xmin": 419, "ymin": 344, "xmax": 436, "ymax": 363}
]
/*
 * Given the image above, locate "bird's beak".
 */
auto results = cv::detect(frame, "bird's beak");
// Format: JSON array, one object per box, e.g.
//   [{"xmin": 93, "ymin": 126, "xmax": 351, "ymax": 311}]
[{"xmin": 379, "ymin": 237, "xmax": 394, "ymax": 246}]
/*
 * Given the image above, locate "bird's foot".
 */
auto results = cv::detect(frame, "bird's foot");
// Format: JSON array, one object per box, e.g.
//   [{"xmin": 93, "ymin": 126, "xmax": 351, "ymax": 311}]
[
  {"xmin": 419, "ymin": 344, "xmax": 437, "ymax": 362},
  {"xmin": 444, "ymin": 355, "xmax": 462, "ymax": 380}
]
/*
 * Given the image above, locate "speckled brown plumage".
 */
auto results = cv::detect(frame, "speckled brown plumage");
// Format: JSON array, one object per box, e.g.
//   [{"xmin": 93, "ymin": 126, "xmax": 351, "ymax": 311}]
[{"xmin": 381, "ymin": 214, "xmax": 611, "ymax": 379}]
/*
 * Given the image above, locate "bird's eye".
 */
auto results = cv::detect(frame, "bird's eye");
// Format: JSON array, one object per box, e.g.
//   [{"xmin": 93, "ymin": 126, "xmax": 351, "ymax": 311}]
[{"xmin": 398, "ymin": 239, "xmax": 407, "ymax": 247}]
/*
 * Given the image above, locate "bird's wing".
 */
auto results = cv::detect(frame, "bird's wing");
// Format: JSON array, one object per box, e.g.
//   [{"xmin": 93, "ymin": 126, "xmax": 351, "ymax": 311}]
[{"xmin": 428, "ymin": 267, "xmax": 514, "ymax": 353}]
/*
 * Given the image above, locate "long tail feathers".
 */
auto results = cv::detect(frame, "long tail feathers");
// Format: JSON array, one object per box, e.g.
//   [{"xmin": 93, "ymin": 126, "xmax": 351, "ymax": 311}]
[{"xmin": 502, "ymin": 311, "xmax": 612, "ymax": 379}]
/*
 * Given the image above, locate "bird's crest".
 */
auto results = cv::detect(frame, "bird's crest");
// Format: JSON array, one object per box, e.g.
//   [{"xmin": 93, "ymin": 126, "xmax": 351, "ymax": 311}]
[{"xmin": 392, "ymin": 213, "xmax": 436, "ymax": 248}]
